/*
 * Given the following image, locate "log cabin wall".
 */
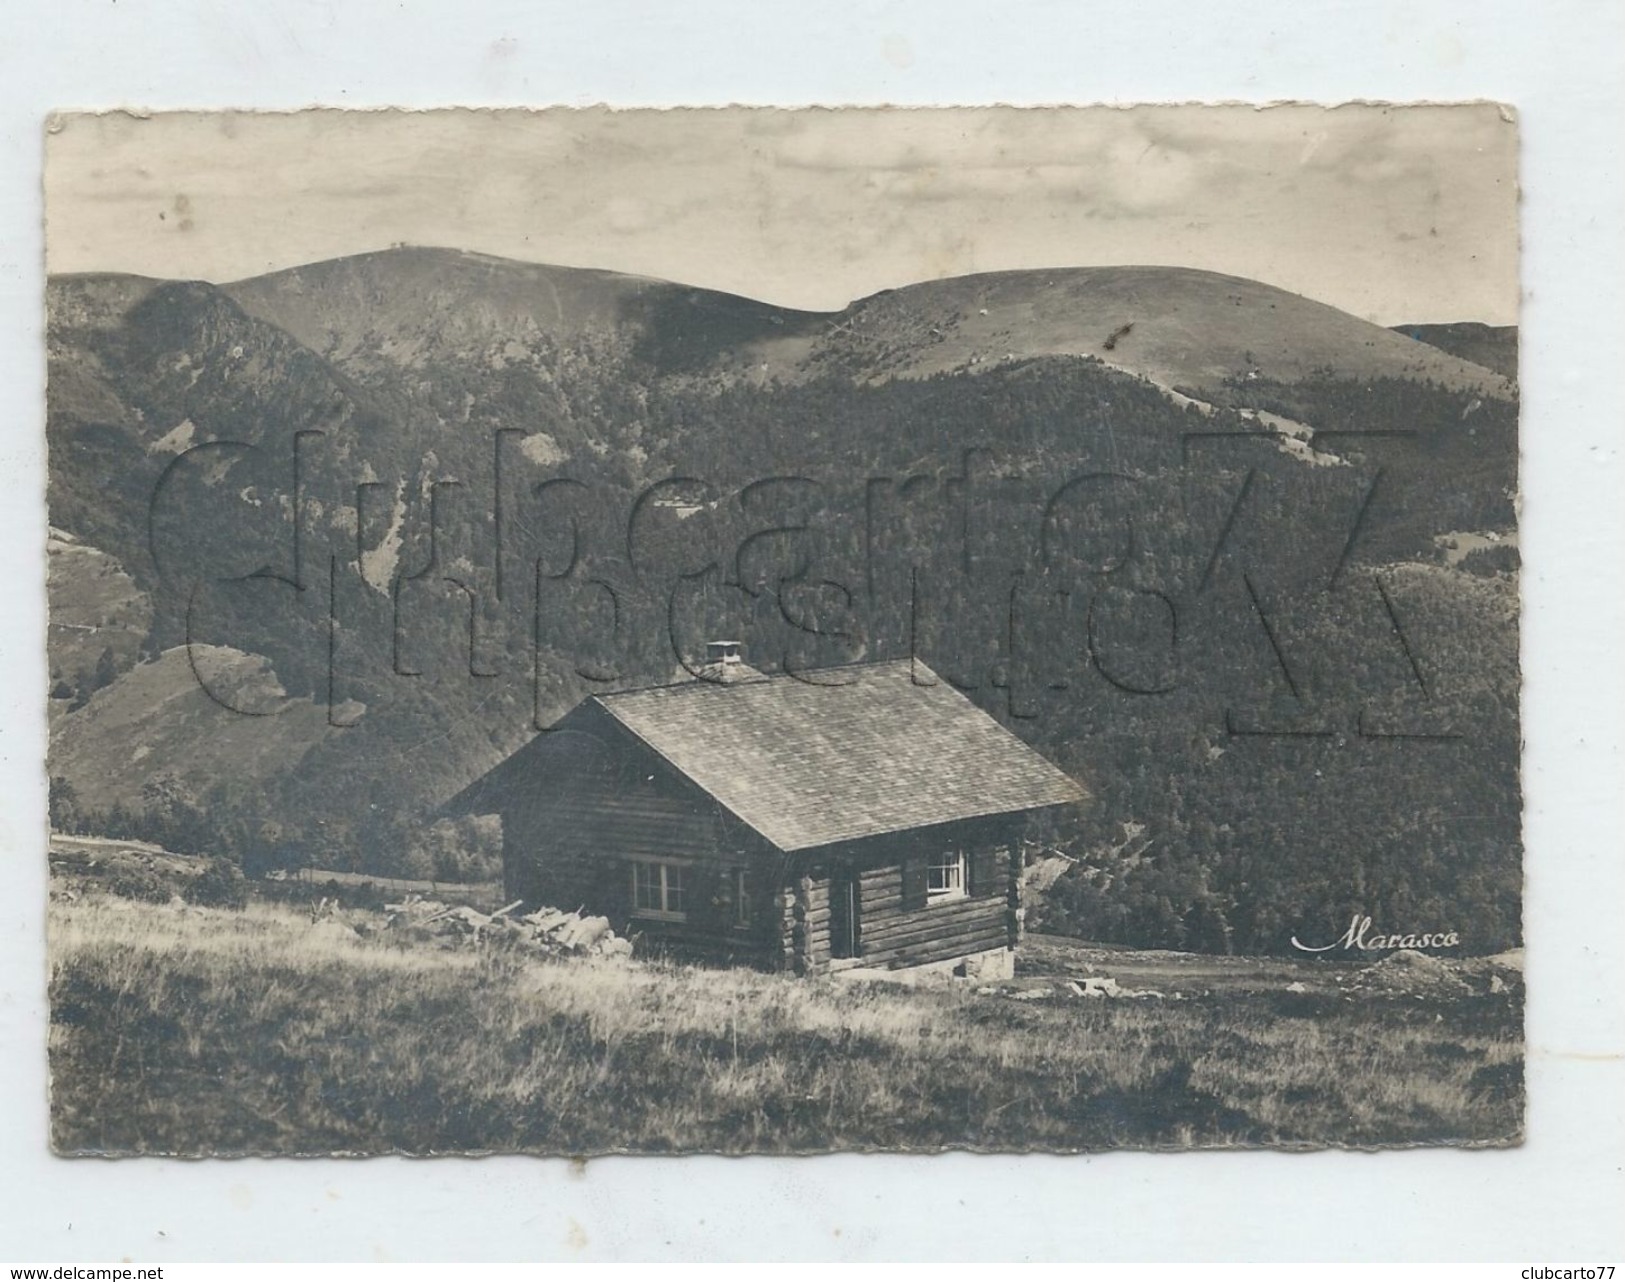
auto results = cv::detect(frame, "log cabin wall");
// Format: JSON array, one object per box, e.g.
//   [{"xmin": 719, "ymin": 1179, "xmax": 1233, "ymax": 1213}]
[
  {"xmin": 504, "ymin": 795, "xmax": 788, "ymax": 967},
  {"xmin": 618, "ymin": 841, "xmax": 788, "ymax": 968},
  {"xmin": 790, "ymin": 816, "xmax": 1024, "ymax": 973},
  {"xmin": 790, "ymin": 872, "xmax": 830, "ymax": 975},
  {"xmin": 491, "ymin": 703, "xmax": 787, "ymax": 967}
]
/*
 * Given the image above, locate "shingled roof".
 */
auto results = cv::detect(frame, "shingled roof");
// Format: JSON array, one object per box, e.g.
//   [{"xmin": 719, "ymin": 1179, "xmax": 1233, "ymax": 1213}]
[{"xmin": 591, "ymin": 659, "xmax": 1085, "ymax": 852}]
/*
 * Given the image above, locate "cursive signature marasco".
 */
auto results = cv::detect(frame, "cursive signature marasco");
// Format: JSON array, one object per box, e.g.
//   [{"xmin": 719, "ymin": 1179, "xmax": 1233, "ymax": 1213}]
[{"xmin": 1291, "ymin": 914, "xmax": 1460, "ymax": 953}]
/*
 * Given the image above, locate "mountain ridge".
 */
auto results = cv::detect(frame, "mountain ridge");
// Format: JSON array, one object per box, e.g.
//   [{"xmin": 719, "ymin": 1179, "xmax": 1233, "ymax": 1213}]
[
  {"xmin": 1390, "ymin": 320, "xmax": 1518, "ymax": 382},
  {"xmin": 51, "ymin": 247, "xmax": 1514, "ymax": 401}
]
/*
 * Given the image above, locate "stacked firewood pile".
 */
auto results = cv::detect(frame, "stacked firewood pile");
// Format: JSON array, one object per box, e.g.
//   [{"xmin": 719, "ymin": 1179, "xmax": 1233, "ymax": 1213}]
[{"xmin": 382, "ymin": 895, "xmax": 634, "ymax": 958}]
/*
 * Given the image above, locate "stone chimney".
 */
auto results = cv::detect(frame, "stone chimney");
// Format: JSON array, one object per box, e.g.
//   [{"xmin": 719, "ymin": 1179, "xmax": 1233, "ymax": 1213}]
[
  {"xmin": 700, "ymin": 640, "xmax": 755, "ymax": 683},
  {"xmin": 706, "ymin": 640, "xmax": 742, "ymax": 667}
]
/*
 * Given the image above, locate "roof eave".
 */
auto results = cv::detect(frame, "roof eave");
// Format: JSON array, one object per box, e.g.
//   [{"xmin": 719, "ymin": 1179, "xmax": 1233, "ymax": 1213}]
[{"xmin": 777, "ymin": 791, "xmax": 1088, "ymax": 855}]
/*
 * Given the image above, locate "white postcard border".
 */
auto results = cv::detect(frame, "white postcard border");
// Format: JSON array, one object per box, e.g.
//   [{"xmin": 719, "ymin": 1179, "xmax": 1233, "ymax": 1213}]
[{"xmin": 1, "ymin": 0, "xmax": 1621, "ymax": 1262}]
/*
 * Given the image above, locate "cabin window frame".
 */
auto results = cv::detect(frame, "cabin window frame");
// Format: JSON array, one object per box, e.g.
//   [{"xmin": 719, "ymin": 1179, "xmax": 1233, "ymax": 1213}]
[
  {"xmin": 630, "ymin": 858, "xmax": 689, "ymax": 921},
  {"xmin": 731, "ymin": 867, "xmax": 751, "ymax": 929},
  {"xmin": 926, "ymin": 848, "xmax": 969, "ymax": 902}
]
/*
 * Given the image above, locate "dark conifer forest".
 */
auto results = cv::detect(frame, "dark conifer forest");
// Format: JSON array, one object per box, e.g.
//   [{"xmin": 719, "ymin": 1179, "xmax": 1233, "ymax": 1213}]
[{"xmin": 46, "ymin": 254, "xmax": 1520, "ymax": 954}]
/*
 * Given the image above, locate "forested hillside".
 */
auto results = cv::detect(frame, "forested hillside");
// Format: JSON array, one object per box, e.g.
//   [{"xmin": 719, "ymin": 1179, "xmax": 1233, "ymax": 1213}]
[{"xmin": 46, "ymin": 250, "xmax": 1520, "ymax": 953}]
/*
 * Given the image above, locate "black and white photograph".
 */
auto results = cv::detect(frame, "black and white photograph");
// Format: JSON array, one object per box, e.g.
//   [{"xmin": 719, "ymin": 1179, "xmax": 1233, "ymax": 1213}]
[{"xmin": 42, "ymin": 104, "xmax": 1526, "ymax": 1157}]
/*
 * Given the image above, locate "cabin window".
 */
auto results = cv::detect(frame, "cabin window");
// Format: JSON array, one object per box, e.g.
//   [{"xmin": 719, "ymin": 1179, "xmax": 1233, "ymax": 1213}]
[
  {"xmin": 732, "ymin": 868, "xmax": 751, "ymax": 928},
  {"xmin": 631, "ymin": 860, "xmax": 687, "ymax": 919},
  {"xmin": 927, "ymin": 849, "xmax": 968, "ymax": 901}
]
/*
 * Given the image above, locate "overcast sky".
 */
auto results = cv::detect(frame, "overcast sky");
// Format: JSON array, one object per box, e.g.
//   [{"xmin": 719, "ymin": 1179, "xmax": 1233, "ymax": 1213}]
[{"xmin": 45, "ymin": 104, "xmax": 1519, "ymax": 325}]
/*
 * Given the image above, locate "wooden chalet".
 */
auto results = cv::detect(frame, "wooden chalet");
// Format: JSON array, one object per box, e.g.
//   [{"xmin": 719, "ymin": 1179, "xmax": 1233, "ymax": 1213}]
[{"xmin": 446, "ymin": 646, "xmax": 1086, "ymax": 977}]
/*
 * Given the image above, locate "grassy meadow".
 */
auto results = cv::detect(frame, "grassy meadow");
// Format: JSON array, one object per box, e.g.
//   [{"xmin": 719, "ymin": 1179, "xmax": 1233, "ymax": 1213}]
[{"xmin": 47, "ymin": 875, "xmax": 1523, "ymax": 1155}]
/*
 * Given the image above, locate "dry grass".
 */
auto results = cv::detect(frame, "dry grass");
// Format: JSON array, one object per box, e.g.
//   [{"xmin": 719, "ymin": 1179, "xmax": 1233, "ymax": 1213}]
[{"xmin": 48, "ymin": 893, "xmax": 1523, "ymax": 1155}]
